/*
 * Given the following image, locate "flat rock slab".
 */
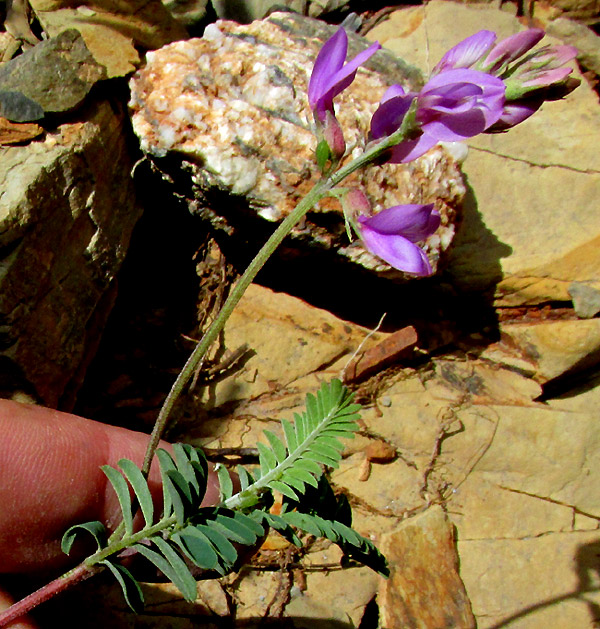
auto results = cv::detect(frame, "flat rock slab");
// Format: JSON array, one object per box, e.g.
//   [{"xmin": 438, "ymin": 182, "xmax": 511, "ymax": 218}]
[
  {"xmin": 378, "ymin": 507, "xmax": 476, "ymax": 628},
  {"xmin": 29, "ymin": 0, "xmax": 189, "ymax": 78},
  {"xmin": 129, "ymin": 12, "xmax": 465, "ymax": 278},
  {"xmin": 0, "ymin": 100, "xmax": 141, "ymax": 407},
  {"xmin": 0, "ymin": 29, "xmax": 106, "ymax": 121},
  {"xmin": 367, "ymin": 1, "xmax": 600, "ymax": 305}
]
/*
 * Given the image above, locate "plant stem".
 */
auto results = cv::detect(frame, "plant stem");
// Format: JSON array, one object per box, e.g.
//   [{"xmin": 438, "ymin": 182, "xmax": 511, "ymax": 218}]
[
  {"xmin": 141, "ymin": 177, "xmax": 329, "ymax": 475},
  {"xmin": 0, "ymin": 564, "xmax": 101, "ymax": 628},
  {"xmin": 141, "ymin": 129, "xmax": 412, "ymax": 476}
]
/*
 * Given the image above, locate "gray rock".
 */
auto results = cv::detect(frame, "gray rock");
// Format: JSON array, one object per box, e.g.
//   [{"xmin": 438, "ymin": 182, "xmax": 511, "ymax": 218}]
[
  {"xmin": 129, "ymin": 13, "xmax": 465, "ymax": 279},
  {"xmin": 569, "ymin": 281, "xmax": 600, "ymax": 318},
  {"xmin": 0, "ymin": 90, "xmax": 44, "ymax": 122},
  {"xmin": 0, "ymin": 29, "xmax": 106, "ymax": 121},
  {"xmin": 0, "ymin": 100, "xmax": 142, "ymax": 407},
  {"xmin": 209, "ymin": 0, "xmax": 355, "ymax": 21}
]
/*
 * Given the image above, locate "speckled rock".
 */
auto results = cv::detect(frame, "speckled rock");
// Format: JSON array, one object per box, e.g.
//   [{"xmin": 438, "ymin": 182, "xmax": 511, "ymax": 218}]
[{"xmin": 129, "ymin": 12, "xmax": 466, "ymax": 279}]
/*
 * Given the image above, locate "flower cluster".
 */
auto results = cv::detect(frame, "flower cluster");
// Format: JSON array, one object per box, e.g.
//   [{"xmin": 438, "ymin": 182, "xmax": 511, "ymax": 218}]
[{"xmin": 308, "ymin": 27, "xmax": 578, "ymax": 275}]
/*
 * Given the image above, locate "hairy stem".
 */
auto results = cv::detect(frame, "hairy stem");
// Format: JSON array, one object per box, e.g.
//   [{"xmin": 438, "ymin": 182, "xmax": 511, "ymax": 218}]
[
  {"xmin": 0, "ymin": 564, "xmax": 101, "ymax": 628},
  {"xmin": 141, "ymin": 127, "xmax": 412, "ymax": 476}
]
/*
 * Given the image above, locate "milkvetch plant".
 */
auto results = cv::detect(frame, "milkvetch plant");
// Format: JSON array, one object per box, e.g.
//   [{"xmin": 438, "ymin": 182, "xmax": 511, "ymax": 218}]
[{"xmin": 0, "ymin": 24, "xmax": 579, "ymax": 627}]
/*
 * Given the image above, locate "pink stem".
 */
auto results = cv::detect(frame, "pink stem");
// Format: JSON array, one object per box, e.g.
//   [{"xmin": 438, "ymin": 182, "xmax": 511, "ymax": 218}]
[{"xmin": 0, "ymin": 563, "xmax": 102, "ymax": 627}]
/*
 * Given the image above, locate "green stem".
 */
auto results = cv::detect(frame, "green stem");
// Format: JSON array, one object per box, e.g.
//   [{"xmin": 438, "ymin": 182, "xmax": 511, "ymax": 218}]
[
  {"xmin": 141, "ymin": 124, "xmax": 413, "ymax": 476},
  {"xmin": 141, "ymin": 177, "xmax": 330, "ymax": 475}
]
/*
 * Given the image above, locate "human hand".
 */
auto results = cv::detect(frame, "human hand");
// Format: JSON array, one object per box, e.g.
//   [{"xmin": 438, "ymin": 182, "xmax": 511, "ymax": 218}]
[{"xmin": 0, "ymin": 399, "xmax": 220, "ymax": 627}]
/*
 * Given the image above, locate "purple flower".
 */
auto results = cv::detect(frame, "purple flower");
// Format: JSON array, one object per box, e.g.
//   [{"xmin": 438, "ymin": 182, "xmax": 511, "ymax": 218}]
[
  {"xmin": 308, "ymin": 27, "xmax": 381, "ymax": 122},
  {"xmin": 370, "ymin": 69, "xmax": 505, "ymax": 163},
  {"xmin": 358, "ymin": 204, "xmax": 440, "ymax": 275},
  {"xmin": 417, "ymin": 69, "xmax": 506, "ymax": 140}
]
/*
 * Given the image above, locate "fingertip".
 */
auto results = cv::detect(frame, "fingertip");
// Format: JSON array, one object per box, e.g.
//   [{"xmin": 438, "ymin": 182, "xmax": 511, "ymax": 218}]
[{"xmin": 0, "ymin": 586, "xmax": 37, "ymax": 629}]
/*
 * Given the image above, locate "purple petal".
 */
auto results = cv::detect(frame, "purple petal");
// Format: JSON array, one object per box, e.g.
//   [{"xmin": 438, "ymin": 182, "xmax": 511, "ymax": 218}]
[
  {"xmin": 530, "ymin": 44, "xmax": 578, "ymax": 66},
  {"xmin": 370, "ymin": 92, "xmax": 415, "ymax": 139},
  {"xmin": 358, "ymin": 204, "xmax": 439, "ymax": 241},
  {"xmin": 422, "ymin": 109, "xmax": 490, "ymax": 141},
  {"xmin": 360, "ymin": 227, "xmax": 433, "ymax": 275},
  {"xmin": 484, "ymin": 29, "xmax": 545, "ymax": 71},
  {"xmin": 308, "ymin": 28, "xmax": 348, "ymax": 108},
  {"xmin": 486, "ymin": 99, "xmax": 540, "ymax": 131},
  {"xmin": 417, "ymin": 69, "xmax": 506, "ymax": 139},
  {"xmin": 421, "ymin": 68, "xmax": 505, "ymax": 94},
  {"xmin": 432, "ymin": 30, "xmax": 496, "ymax": 75},
  {"xmin": 381, "ymin": 84, "xmax": 407, "ymax": 103},
  {"xmin": 388, "ymin": 134, "xmax": 439, "ymax": 163},
  {"xmin": 521, "ymin": 66, "xmax": 573, "ymax": 87},
  {"xmin": 315, "ymin": 40, "xmax": 381, "ymax": 118}
]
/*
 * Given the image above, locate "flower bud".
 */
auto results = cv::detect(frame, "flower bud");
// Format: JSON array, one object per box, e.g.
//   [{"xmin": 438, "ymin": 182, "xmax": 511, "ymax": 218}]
[{"xmin": 322, "ymin": 110, "xmax": 346, "ymax": 161}]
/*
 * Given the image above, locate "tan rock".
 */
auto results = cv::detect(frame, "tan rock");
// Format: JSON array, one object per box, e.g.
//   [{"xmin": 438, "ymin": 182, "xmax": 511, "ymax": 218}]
[
  {"xmin": 202, "ymin": 284, "xmax": 388, "ymax": 406},
  {"xmin": 433, "ymin": 358, "xmax": 543, "ymax": 403},
  {"xmin": 458, "ymin": 532, "xmax": 600, "ymax": 628},
  {"xmin": 367, "ymin": 1, "xmax": 600, "ymax": 305},
  {"xmin": 0, "ymin": 100, "xmax": 141, "ymax": 407},
  {"xmin": 29, "ymin": 0, "xmax": 187, "ymax": 48},
  {"xmin": 379, "ymin": 506, "xmax": 476, "ymax": 628},
  {"xmin": 469, "ymin": 404, "xmax": 600, "ymax": 517},
  {"xmin": 284, "ymin": 562, "xmax": 380, "ymax": 626},
  {"xmin": 448, "ymin": 474, "xmax": 575, "ymax": 539},
  {"xmin": 481, "ymin": 318, "xmax": 600, "ymax": 384}
]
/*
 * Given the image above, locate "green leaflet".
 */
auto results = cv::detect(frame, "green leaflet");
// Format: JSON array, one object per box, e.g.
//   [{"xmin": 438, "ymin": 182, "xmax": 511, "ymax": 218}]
[
  {"xmin": 216, "ymin": 463, "xmax": 234, "ymax": 501},
  {"xmin": 61, "ymin": 521, "xmax": 106, "ymax": 555},
  {"xmin": 101, "ymin": 465, "xmax": 134, "ymax": 535},
  {"xmin": 118, "ymin": 459, "xmax": 154, "ymax": 528},
  {"xmin": 100, "ymin": 561, "xmax": 144, "ymax": 613},
  {"xmin": 172, "ymin": 527, "xmax": 219, "ymax": 571},
  {"xmin": 134, "ymin": 541, "xmax": 198, "ymax": 602}
]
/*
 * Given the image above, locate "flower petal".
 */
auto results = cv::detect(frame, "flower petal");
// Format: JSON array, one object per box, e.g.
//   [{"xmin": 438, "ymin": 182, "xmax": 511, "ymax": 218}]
[
  {"xmin": 486, "ymin": 99, "xmax": 540, "ymax": 132},
  {"xmin": 370, "ymin": 92, "xmax": 415, "ymax": 139},
  {"xmin": 360, "ymin": 227, "xmax": 433, "ymax": 275},
  {"xmin": 388, "ymin": 134, "xmax": 439, "ymax": 163},
  {"xmin": 484, "ymin": 29, "xmax": 545, "ymax": 72},
  {"xmin": 308, "ymin": 28, "xmax": 348, "ymax": 108},
  {"xmin": 359, "ymin": 204, "xmax": 439, "ymax": 241},
  {"xmin": 315, "ymin": 39, "xmax": 381, "ymax": 118},
  {"xmin": 432, "ymin": 30, "xmax": 496, "ymax": 75}
]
